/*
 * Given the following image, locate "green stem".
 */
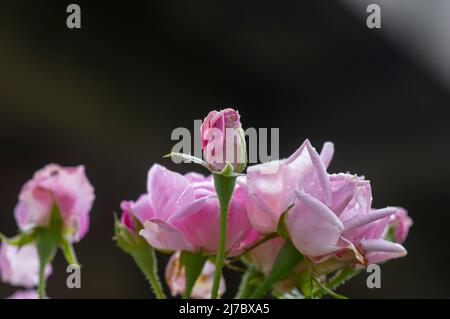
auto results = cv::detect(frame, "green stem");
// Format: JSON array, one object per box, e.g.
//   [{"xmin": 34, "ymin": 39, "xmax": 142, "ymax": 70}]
[
  {"xmin": 211, "ymin": 174, "xmax": 237, "ymax": 299},
  {"xmin": 211, "ymin": 200, "xmax": 229, "ymax": 299},
  {"xmin": 131, "ymin": 245, "xmax": 166, "ymax": 299},
  {"xmin": 38, "ymin": 263, "xmax": 46, "ymax": 299}
]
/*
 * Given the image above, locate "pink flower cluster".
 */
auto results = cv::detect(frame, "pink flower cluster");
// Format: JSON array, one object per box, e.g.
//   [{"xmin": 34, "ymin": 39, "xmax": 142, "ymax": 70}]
[
  {"xmin": 0, "ymin": 108, "xmax": 412, "ymax": 299},
  {"xmin": 0, "ymin": 164, "xmax": 94, "ymax": 298},
  {"xmin": 116, "ymin": 108, "xmax": 412, "ymax": 298}
]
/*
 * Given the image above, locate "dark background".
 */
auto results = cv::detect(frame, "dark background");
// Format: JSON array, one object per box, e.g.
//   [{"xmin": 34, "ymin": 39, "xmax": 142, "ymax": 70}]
[{"xmin": 0, "ymin": 0, "xmax": 449, "ymax": 298}]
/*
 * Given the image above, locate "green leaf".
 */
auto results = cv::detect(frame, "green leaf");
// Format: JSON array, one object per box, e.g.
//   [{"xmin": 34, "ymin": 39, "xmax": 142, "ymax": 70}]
[
  {"xmin": 181, "ymin": 251, "xmax": 208, "ymax": 299},
  {"xmin": 250, "ymin": 240, "xmax": 303, "ymax": 298}
]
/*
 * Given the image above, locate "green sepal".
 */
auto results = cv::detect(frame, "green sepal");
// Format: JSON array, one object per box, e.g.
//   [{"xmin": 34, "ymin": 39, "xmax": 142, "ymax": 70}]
[
  {"xmin": 213, "ymin": 173, "xmax": 237, "ymax": 210},
  {"xmin": 0, "ymin": 231, "xmax": 35, "ymax": 247},
  {"xmin": 113, "ymin": 213, "xmax": 166, "ymax": 299},
  {"xmin": 250, "ymin": 240, "xmax": 303, "ymax": 298},
  {"xmin": 276, "ymin": 204, "xmax": 294, "ymax": 239},
  {"xmin": 35, "ymin": 203, "xmax": 63, "ymax": 299},
  {"xmin": 181, "ymin": 251, "xmax": 208, "ymax": 299},
  {"xmin": 60, "ymin": 237, "xmax": 79, "ymax": 266},
  {"xmin": 113, "ymin": 214, "xmax": 138, "ymax": 253},
  {"xmin": 164, "ymin": 152, "xmax": 209, "ymax": 168}
]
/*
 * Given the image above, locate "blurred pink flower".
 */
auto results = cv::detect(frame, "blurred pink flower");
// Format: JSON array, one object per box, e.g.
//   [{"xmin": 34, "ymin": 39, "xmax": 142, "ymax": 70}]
[
  {"xmin": 14, "ymin": 164, "xmax": 95, "ymax": 242},
  {"xmin": 165, "ymin": 252, "xmax": 226, "ymax": 298},
  {"xmin": 7, "ymin": 290, "xmax": 40, "ymax": 299},
  {"xmin": 138, "ymin": 164, "xmax": 255, "ymax": 255},
  {"xmin": 200, "ymin": 108, "xmax": 246, "ymax": 173},
  {"xmin": 0, "ymin": 242, "xmax": 52, "ymax": 288}
]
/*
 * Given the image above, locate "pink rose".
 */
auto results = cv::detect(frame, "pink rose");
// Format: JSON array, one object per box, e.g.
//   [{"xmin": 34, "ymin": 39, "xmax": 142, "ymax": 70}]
[
  {"xmin": 165, "ymin": 251, "xmax": 226, "ymax": 298},
  {"xmin": 0, "ymin": 242, "xmax": 52, "ymax": 288},
  {"xmin": 200, "ymin": 108, "xmax": 247, "ymax": 173},
  {"xmin": 245, "ymin": 139, "xmax": 334, "ymax": 234},
  {"xmin": 288, "ymin": 173, "xmax": 407, "ymax": 263},
  {"xmin": 14, "ymin": 164, "xmax": 95, "ymax": 242},
  {"xmin": 138, "ymin": 164, "xmax": 255, "ymax": 255},
  {"xmin": 245, "ymin": 140, "xmax": 410, "ymax": 264}
]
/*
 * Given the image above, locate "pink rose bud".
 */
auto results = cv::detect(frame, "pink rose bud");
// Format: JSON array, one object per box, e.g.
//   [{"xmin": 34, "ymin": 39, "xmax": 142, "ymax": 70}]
[
  {"xmin": 0, "ymin": 242, "xmax": 52, "ymax": 288},
  {"xmin": 165, "ymin": 251, "xmax": 226, "ymax": 299},
  {"xmin": 14, "ymin": 164, "xmax": 95, "ymax": 242},
  {"xmin": 200, "ymin": 108, "xmax": 247, "ymax": 173},
  {"xmin": 138, "ymin": 164, "xmax": 255, "ymax": 255},
  {"xmin": 7, "ymin": 290, "xmax": 41, "ymax": 299},
  {"xmin": 119, "ymin": 200, "xmax": 136, "ymax": 233}
]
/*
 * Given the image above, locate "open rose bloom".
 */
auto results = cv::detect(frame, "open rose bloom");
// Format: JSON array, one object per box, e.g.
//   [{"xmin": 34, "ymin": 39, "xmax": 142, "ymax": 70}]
[
  {"xmin": 133, "ymin": 164, "xmax": 256, "ymax": 255},
  {"xmin": 245, "ymin": 139, "xmax": 412, "ymax": 265}
]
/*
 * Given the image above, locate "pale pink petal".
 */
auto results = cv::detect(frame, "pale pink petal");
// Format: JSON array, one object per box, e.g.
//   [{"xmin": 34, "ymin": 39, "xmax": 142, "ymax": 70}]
[
  {"xmin": 130, "ymin": 194, "xmax": 155, "ymax": 225},
  {"xmin": 140, "ymin": 220, "xmax": 193, "ymax": 252},
  {"xmin": 287, "ymin": 191, "xmax": 344, "ymax": 257},
  {"xmin": 320, "ymin": 142, "xmax": 334, "ymax": 169},
  {"xmin": 343, "ymin": 207, "xmax": 397, "ymax": 231},
  {"xmin": 146, "ymin": 164, "xmax": 192, "ymax": 220}
]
